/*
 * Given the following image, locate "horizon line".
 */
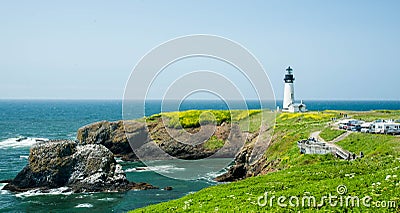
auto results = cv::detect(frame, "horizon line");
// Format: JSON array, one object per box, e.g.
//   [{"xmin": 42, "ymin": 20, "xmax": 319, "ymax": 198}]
[{"xmin": 0, "ymin": 98, "xmax": 399, "ymax": 102}]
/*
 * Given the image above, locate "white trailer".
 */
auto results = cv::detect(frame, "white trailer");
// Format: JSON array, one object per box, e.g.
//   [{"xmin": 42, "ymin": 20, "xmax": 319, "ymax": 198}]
[
  {"xmin": 373, "ymin": 122, "xmax": 400, "ymax": 134},
  {"xmin": 360, "ymin": 122, "xmax": 374, "ymax": 133}
]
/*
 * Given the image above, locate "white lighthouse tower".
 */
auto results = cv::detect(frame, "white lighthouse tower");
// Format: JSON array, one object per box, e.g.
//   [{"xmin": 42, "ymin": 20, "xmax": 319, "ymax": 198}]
[{"xmin": 282, "ymin": 66, "xmax": 307, "ymax": 113}]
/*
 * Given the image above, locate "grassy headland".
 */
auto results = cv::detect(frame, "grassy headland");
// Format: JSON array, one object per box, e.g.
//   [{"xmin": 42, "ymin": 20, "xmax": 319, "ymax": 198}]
[{"xmin": 132, "ymin": 110, "xmax": 400, "ymax": 212}]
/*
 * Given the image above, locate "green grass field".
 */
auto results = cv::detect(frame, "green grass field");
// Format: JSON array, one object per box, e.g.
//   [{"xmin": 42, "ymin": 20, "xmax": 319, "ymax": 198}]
[
  {"xmin": 320, "ymin": 127, "xmax": 346, "ymax": 141},
  {"xmin": 147, "ymin": 109, "xmax": 263, "ymax": 129},
  {"xmin": 132, "ymin": 110, "xmax": 400, "ymax": 212}
]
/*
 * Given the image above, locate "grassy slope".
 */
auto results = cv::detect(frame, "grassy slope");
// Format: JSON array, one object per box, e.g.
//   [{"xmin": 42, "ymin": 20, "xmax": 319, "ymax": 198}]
[
  {"xmin": 319, "ymin": 127, "xmax": 346, "ymax": 141},
  {"xmin": 132, "ymin": 110, "xmax": 400, "ymax": 212}
]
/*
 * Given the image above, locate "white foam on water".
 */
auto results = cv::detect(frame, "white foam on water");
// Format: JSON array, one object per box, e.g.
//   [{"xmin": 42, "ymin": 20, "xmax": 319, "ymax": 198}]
[
  {"xmin": 198, "ymin": 169, "xmax": 229, "ymax": 183},
  {"xmin": 125, "ymin": 165, "xmax": 185, "ymax": 174},
  {"xmin": 15, "ymin": 187, "xmax": 72, "ymax": 198},
  {"xmin": 124, "ymin": 168, "xmax": 145, "ymax": 173},
  {"xmin": 75, "ymin": 203, "xmax": 93, "ymax": 208},
  {"xmin": 0, "ymin": 183, "xmax": 10, "ymax": 194},
  {"xmin": 75, "ymin": 194, "xmax": 90, "ymax": 199},
  {"xmin": 1, "ymin": 190, "xmax": 10, "ymax": 195},
  {"xmin": 97, "ymin": 197, "xmax": 115, "ymax": 201},
  {"xmin": 0, "ymin": 137, "xmax": 49, "ymax": 149}
]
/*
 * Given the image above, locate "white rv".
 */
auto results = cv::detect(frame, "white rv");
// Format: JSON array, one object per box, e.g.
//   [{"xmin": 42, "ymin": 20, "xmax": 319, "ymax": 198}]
[
  {"xmin": 360, "ymin": 122, "xmax": 374, "ymax": 133},
  {"xmin": 373, "ymin": 122, "xmax": 400, "ymax": 134}
]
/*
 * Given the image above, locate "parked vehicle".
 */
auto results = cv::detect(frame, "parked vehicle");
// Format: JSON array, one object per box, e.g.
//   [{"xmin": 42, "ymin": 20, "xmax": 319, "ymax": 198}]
[
  {"xmin": 350, "ymin": 124, "xmax": 361, "ymax": 132},
  {"xmin": 338, "ymin": 119, "xmax": 363, "ymax": 131},
  {"xmin": 340, "ymin": 118, "xmax": 400, "ymax": 135},
  {"xmin": 360, "ymin": 122, "xmax": 374, "ymax": 133},
  {"xmin": 338, "ymin": 119, "xmax": 353, "ymax": 129},
  {"xmin": 373, "ymin": 122, "xmax": 400, "ymax": 134}
]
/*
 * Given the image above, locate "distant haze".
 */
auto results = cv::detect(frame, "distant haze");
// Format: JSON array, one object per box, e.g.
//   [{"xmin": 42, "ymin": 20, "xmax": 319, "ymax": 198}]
[{"xmin": 0, "ymin": 1, "xmax": 399, "ymax": 100}]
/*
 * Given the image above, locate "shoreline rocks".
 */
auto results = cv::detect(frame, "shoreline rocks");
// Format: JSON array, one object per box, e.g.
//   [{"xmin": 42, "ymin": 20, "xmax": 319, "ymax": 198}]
[{"xmin": 3, "ymin": 140, "xmax": 157, "ymax": 193}]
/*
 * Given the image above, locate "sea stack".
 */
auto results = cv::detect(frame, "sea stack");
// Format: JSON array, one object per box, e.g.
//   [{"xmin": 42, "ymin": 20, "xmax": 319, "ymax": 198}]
[{"xmin": 3, "ymin": 140, "xmax": 156, "ymax": 193}]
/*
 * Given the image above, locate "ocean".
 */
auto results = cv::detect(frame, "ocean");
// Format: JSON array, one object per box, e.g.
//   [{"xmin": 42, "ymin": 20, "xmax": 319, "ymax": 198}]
[{"xmin": 0, "ymin": 100, "xmax": 399, "ymax": 212}]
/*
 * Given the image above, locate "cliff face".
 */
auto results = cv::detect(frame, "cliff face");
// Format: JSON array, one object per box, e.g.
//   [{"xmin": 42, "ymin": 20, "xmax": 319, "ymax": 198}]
[
  {"xmin": 76, "ymin": 120, "xmax": 139, "ymax": 161},
  {"xmin": 76, "ymin": 119, "xmax": 236, "ymax": 161},
  {"xmin": 4, "ymin": 140, "xmax": 156, "ymax": 193},
  {"xmin": 214, "ymin": 124, "xmax": 275, "ymax": 182}
]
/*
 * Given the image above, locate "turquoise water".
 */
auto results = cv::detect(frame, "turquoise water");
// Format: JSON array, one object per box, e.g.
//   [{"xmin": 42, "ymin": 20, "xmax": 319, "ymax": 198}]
[{"xmin": 0, "ymin": 100, "xmax": 399, "ymax": 212}]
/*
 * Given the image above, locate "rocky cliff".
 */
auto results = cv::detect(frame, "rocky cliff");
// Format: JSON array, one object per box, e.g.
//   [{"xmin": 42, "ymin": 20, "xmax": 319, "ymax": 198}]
[
  {"xmin": 4, "ymin": 140, "xmax": 156, "ymax": 193},
  {"xmin": 214, "ymin": 124, "xmax": 275, "ymax": 182},
  {"xmin": 77, "ymin": 120, "xmax": 139, "ymax": 161},
  {"xmin": 76, "ymin": 119, "xmax": 236, "ymax": 161}
]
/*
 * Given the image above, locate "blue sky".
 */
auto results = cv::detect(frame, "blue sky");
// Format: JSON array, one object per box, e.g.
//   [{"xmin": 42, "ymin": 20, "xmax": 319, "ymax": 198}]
[{"xmin": 0, "ymin": 0, "xmax": 399, "ymax": 100}]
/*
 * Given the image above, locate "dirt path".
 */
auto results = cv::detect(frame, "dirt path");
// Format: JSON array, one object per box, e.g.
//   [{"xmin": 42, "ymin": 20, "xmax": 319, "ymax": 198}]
[{"xmin": 310, "ymin": 130, "xmax": 352, "ymax": 144}]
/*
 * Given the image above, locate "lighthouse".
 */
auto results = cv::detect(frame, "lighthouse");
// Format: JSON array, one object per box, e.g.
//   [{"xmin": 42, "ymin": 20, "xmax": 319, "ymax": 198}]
[{"xmin": 282, "ymin": 66, "xmax": 307, "ymax": 113}]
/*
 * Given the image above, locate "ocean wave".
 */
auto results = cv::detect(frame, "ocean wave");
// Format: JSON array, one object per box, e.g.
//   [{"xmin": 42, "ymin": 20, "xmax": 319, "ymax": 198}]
[
  {"xmin": 196, "ymin": 170, "xmax": 226, "ymax": 183},
  {"xmin": 1, "ymin": 190, "xmax": 10, "ymax": 195},
  {"xmin": 75, "ymin": 203, "xmax": 93, "ymax": 208},
  {"xmin": 125, "ymin": 165, "xmax": 185, "ymax": 174},
  {"xmin": 97, "ymin": 197, "xmax": 115, "ymax": 201},
  {"xmin": 0, "ymin": 137, "xmax": 49, "ymax": 149},
  {"xmin": 0, "ymin": 183, "xmax": 9, "ymax": 194},
  {"xmin": 15, "ymin": 187, "xmax": 72, "ymax": 198},
  {"xmin": 75, "ymin": 194, "xmax": 91, "ymax": 199}
]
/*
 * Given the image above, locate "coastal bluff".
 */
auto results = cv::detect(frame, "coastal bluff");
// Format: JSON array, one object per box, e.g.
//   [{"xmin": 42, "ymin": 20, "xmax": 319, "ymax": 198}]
[
  {"xmin": 3, "ymin": 140, "xmax": 156, "ymax": 193},
  {"xmin": 76, "ymin": 119, "xmax": 236, "ymax": 161},
  {"xmin": 76, "ymin": 120, "xmax": 142, "ymax": 161}
]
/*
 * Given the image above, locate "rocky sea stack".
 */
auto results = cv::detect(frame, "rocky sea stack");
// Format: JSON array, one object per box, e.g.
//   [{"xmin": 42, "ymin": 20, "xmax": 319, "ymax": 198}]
[{"xmin": 3, "ymin": 140, "xmax": 156, "ymax": 193}]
